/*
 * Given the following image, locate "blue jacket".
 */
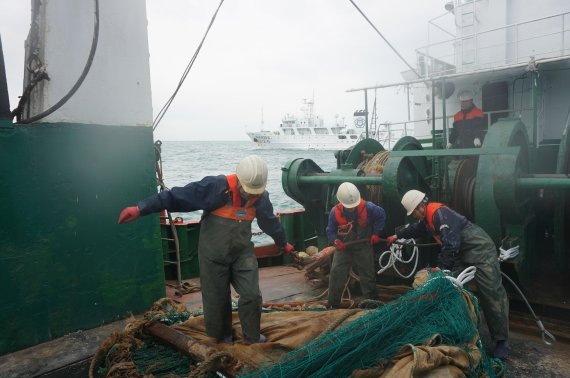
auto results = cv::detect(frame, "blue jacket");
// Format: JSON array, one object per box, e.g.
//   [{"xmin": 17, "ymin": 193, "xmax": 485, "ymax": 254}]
[
  {"xmin": 326, "ymin": 201, "xmax": 386, "ymax": 244},
  {"xmin": 137, "ymin": 175, "xmax": 287, "ymax": 247},
  {"xmin": 396, "ymin": 206, "xmax": 470, "ymax": 269}
]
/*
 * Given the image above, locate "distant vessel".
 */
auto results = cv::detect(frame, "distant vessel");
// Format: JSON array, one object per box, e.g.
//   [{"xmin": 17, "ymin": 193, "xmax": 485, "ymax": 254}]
[{"xmin": 246, "ymin": 99, "xmax": 363, "ymax": 150}]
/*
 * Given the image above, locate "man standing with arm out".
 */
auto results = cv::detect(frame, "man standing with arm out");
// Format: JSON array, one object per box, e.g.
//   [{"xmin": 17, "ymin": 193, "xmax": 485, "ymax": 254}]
[
  {"xmin": 386, "ymin": 189, "xmax": 509, "ymax": 359},
  {"xmin": 326, "ymin": 182, "xmax": 386, "ymax": 309},
  {"xmin": 118, "ymin": 155, "xmax": 294, "ymax": 344}
]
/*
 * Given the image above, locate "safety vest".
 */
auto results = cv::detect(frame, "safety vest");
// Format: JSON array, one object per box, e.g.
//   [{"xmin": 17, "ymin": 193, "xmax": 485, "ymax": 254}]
[
  {"xmin": 210, "ymin": 174, "xmax": 259, "ymax": 221},
  {"xmin": 425, "ymin": 202, "xmax": 444, "ymax": 244},
  {"xmin": 334, "ymin": 199, "xmax": 368, "ymax": 228},
  {"xmin": 453, "ymin": 106, "xmax": 484, "ymax": 123}
]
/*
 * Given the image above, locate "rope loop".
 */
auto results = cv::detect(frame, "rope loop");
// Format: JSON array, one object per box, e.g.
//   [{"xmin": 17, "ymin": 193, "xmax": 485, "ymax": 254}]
[
  {"xmin": 498, "ymin": 245, "xmax": 519, "ymax": 262},
  {"xmin": 377, "ymin": 238, "xmax": 419, "ymax": 278}
]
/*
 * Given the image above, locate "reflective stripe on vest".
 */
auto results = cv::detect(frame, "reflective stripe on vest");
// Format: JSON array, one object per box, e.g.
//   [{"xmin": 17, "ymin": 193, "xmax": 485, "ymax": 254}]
[
  {"xmin": 210, "ymin": 174, "xmax": 258, "ymax": 221},
  {"xmin": 334, "ymin": 199, "xmax": 368, "ymax": 228},
  {"xmin": 453, "ymin": 106, "xmax": 484, "ymax": 122},
  {"xmin": 426, "ymin": 202, "xmax": 444, "ymax": 244}
]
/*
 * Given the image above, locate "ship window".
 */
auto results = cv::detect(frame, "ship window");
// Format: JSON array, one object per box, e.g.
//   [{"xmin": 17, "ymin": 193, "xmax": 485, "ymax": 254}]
[
  {"xmin": 350, "ymin": 135, "xmax": 358, "ymax": 139},
  {"xmin": 338, "ymin": 135, "xmax": 347, "ymax": 139},
  {"xmin": 314, "ymin": 128, "xmax": 329, "ymax": 135},
  {"xmin": 298, "ymin": 128, "xmax": 311, "ymax": 135},
  {"xmin": 482, "ymin": 81, "xmax": 508, "ymax": 126}
]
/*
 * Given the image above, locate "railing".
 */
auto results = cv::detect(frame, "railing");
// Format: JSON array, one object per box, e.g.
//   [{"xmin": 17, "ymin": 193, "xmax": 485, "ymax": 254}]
[
  {"xmin": 371, "ymin": 107, "xmax": 536, "ymax": 149},
  {"xmin": 417, "ymin": 11, "xmax": 570, "ymax": 77}
]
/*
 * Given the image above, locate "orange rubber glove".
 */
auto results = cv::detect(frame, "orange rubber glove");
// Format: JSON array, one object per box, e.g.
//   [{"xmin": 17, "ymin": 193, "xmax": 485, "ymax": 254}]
[
  {"xmin": 386, "ymin": 235, "xmax": 398, "ymax": 247},
  {"xmin": 283, "ymin": 243, "xmax": 295, "ymax": 255},
  {"xmin": 369, "ymin": 234, "xmax": 381, "ymax": 245},
  {"xmin": 118, "ymin": 206, "xmax": 140, "ymax": 224},
  {"xmin": 334, "ymin": 239, "xmax": 346, "ymax": 251}
]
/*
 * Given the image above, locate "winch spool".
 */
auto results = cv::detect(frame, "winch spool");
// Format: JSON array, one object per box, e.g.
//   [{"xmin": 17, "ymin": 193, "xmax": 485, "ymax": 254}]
[{"xmin": 358, "ymin": 150, "xmax": 390, "ymax": 205}]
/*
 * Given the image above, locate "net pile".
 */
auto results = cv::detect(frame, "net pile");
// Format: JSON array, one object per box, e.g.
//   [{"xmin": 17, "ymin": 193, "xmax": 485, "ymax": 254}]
[
  {"xmin": 242, "ymin": 271, "xmax": 497, "ymax": 377},
  {"xmin": 91, "ymin": 271, "xmax": 503, "ymax": 378}
]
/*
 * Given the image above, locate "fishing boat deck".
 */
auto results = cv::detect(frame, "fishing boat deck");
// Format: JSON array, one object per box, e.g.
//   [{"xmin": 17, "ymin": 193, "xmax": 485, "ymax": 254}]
[
  {"xmin": 2, "ymin": 265, "xmax": 570, "ymax": 377},
  {"xmin": 167, "ymin": 265, "xmax": 570, "ymax": 376},
  {"xmin": 165, "ymin": 266, "xmax": 324, "ymax": 311}
]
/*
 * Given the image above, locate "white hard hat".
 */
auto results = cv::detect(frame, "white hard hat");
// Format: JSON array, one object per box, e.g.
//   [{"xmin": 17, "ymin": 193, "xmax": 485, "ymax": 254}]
[
  {"xmin": 401, "ymin": 189, "xmax": 426, "ymax": 216},
  {"xmin": 337, "ymin": 182, "xmax": 361, "ymax": 208},
  {"xmin": 458, "ymin": 90, "xmax": 473, "ymax": 101},
  {"xmin": 236, "ymin": 155, "xmax": 268, "ymax": 194}
]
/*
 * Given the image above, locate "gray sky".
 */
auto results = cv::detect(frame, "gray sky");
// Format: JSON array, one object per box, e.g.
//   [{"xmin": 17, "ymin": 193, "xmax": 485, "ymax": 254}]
[{"xmin": 1, "ymin": 1, "xmax": 451, "ymax": 141}]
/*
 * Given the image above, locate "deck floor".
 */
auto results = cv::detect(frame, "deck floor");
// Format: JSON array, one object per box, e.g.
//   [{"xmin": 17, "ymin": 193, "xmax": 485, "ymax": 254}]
[
  {"xmin": 168, "ymin": 265, "xmax": 570, "ymax": 376},
  {"xmin": 2, "ymin": 265, "xmax": 570, "ymax": 377},
  {"xmin": 166, "ymin": 265, "xmax": 324, "ymax": 311}
]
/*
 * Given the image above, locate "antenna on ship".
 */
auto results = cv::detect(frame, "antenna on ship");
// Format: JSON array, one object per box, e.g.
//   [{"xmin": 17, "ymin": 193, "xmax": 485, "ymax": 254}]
[{"xmin": 261, "ymin": 107, "xmax": 265, "ymax": 131}]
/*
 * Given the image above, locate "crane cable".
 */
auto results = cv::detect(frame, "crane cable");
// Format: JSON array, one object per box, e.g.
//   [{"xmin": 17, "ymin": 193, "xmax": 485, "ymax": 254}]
[
  {"xmin": 153, "ymin": 0, "xmax": 225, "ymax": 131},
  {"xmin": 348, "ymin": 0, "xmax": 421, "ymax": 79}
]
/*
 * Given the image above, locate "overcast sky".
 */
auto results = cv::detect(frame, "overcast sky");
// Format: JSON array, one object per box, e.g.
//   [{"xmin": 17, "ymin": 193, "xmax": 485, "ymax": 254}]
[{"xmin": 1, "ymin": 1, "xmax": 453, "ymax": 141}]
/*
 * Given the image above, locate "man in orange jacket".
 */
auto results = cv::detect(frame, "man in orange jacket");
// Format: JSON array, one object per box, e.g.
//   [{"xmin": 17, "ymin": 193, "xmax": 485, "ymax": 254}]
[
  {"xmin": 448, "ymin": 90, "xmax": 486, "ymax": 149},
  {"xmin": 118, "ymin": 155, "xmax": 294, "ymax": 344},
  {"xmin": 386, "ymin": 190, "xmax": 509, "ymax": 359},
  {"xmin": 326, "ymin": 182, "xmax": 386, "ymax": 308}
]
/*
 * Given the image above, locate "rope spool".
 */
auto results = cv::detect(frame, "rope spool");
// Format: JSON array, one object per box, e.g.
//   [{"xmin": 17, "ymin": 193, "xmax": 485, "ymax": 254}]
[
  {"xmin": 449, "ymin": 158, "xmax": 477, "ymax": 220},
  {"xmin": 358, "ymin": 151, "xmax": 390, "ymax": 204}
]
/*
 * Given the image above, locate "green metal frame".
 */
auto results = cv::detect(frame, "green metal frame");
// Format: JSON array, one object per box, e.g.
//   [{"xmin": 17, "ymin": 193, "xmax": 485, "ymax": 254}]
[
  {"xmin": 0, "ymin": 123, "xmax": 164, "ymax": 355},
  {"xmin": 554, "ymin": 114, "xmax": 570, "ymax": 271}
]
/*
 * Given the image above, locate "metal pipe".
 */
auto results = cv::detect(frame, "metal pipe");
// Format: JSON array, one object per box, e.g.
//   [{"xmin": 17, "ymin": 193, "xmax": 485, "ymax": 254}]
[
  {"xmin": 532, "ymin": 70, "xmax": 539, "ymax": 149},
  {"xmin": 298, "ymin": 175, "xmax": 383, "ymax": 185},
  {"xmin": 442, "ymin": 78, "xmax": 447, "ymax": 144},
  {"xmin": 406, "ymin": 84, "xmax": 411, "ymax": 132},
  {"xmin": 431, "ymin": 80, "xmax": 436, "ymax": 148},
  {"xmin": 365, "ymin": 89, "xmax": 369, "ymax": 139},
  {"xmin": 516, "ymin": 177, "xmax": 570, "ymax": 189}
]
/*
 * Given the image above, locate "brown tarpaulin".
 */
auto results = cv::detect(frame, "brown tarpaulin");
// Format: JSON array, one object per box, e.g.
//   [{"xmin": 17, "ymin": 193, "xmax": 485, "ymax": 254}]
[{"xmin": 171, "ymin": 301, "xmax": 484, "ymax": 377}]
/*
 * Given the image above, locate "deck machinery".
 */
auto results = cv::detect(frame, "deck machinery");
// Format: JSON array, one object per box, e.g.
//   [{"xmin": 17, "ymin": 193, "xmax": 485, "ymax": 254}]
[{"xmin": 283, "ymin": 104, "xmax": 570, "ymax": 291}]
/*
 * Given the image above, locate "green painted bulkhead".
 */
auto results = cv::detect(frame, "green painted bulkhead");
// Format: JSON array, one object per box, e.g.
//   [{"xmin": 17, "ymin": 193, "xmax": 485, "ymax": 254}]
[{"xmin": 0, "ymin": 122, "xmax": 165, "ymax": 355}]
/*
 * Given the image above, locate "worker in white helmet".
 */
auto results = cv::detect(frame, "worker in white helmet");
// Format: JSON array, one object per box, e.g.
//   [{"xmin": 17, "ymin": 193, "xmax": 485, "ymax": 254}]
[
  {"xmin": 386, "ymin": 189, "xmax": 509, "ymax": 359},
  {"xmin": 118, "ymin": 155, "xmax": 294, "ymax": 344},
  {"xmin": 448, "ymin": 90, "xmax": 486, "ymax": 149},
  {"xmin": 326, "ymin": 182, "xmax": 386, "ymax": 308}
]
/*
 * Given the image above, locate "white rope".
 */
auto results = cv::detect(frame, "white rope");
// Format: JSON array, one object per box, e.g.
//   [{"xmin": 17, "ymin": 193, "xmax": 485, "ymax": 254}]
[
  {"xmin": 376, "ymin": 238, "xmax": 419, "ymax": 279},
  {"xmin": 445, "ymin": 266, "xmax": 477, "ymax": 287},
  {"xmin": 498, "ymin": 245, "xmax": 519, "ymax": 262}
]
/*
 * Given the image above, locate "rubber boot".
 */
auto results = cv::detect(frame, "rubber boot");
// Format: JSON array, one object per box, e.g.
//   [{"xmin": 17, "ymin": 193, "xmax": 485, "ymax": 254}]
[{"xmin": 493, "ymin": 340, "xmax": 508, "ymax": 359}]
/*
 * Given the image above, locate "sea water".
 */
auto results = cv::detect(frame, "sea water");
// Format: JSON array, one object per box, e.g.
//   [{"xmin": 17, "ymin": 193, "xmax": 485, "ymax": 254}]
[{"xmin": 159, "ymin": 140, "xmax": 338, "ymax": 244}]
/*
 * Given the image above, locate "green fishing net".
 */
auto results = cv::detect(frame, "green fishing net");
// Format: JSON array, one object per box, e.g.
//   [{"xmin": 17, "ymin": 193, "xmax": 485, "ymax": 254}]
[{"xmin": 242, "ymin": 271, "xmax": 498, "ymax": 377}]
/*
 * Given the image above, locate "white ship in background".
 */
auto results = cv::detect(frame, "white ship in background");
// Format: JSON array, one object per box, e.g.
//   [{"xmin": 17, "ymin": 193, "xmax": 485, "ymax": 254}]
[{"xmin": 246, "ymin": 99, "xmax": 364, "ymax": 150}]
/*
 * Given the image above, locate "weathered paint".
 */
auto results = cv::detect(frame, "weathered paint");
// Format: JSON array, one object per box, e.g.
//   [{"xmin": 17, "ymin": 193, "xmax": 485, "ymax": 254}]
[
  {"xmin": 25, "ymin": 0, "xmax": 153, "ymax": 126},
  {"xmin": 0, "ymin": 123, "xmax": 164, "ymax": 355}
]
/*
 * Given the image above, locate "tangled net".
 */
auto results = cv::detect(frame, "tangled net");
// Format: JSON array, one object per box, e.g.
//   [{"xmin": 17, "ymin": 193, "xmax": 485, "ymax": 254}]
[
  {"xmin": 91, "ymin": 271, "xmax": 504, "ymax": 378},
  {"xmin": 242, "ymin": 270, "xmax": 500, "ymax": 377}
]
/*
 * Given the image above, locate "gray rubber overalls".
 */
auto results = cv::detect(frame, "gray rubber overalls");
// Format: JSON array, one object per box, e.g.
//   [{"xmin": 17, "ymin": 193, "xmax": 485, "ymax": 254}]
[
  {"xmin": 328, "ymin": 203, "xmax": 377, "ymax": 307},
  {"xmin": 198, "ymin": 181, "xmax": 262, "ymax": 341},
  {"xmin": 425, "ymin": 203, "xmax": 509, "ymax": 342},
  {"xmin": 452, "ymin": 223, "xmax": 510, "ymax": 342}
]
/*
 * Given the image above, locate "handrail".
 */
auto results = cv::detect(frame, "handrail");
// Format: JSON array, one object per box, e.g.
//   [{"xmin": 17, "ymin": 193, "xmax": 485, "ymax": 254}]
[
  {"xmin": 371, "ymin": 107, "xmax": 535, "ymax": 144},
  {"xmin": 417, "ymin": 11, "xmax": 570, "ymax": 77},
  {"xmin": 418, "ymin": 11, "xmax": 570, "ymax": 52}
]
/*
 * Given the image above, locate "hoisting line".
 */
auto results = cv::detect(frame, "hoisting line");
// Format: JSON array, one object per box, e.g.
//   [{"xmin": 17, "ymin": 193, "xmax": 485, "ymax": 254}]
[
  {"xmin": 348, "ymin": 0, "xmax": 421, "ymax": 79},
  {"xmin": 153, "ymin": 0, "xmax": 225, "ymax": 131}
]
